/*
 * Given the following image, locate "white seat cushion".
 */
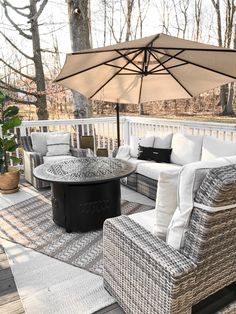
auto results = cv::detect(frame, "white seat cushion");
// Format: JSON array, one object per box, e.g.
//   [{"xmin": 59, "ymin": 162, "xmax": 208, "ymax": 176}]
[
  {"xmin": 129, "ymin": 209, "xmax": 155, "ymax": 233},
  {"xmin": 136, "ymin": 162, "xmax": 181, "ymax": 181},
  {"xmin": 201, "ymin": 136, "xmax": 236, "ymax": 161},
  {"xmin": 43, "ymin": 155, "xmax": 76, "ymax": 163},
  {"xmin": 166, "ymin": 155, "xmax": 236, "ymax": 250},
  {"xmin": 171, "ymin": 133, "xmax": 203, "ymax": 165},
  {"xmin": 127, "ymin": 157, "xmax": 150, "ymax": 167}
]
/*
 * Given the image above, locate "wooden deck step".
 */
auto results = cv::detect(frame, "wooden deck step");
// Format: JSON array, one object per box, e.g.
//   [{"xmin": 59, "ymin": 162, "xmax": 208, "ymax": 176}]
[{"xmin": 0, "ymin": 245, "xmax": 25, "ymax": 313}]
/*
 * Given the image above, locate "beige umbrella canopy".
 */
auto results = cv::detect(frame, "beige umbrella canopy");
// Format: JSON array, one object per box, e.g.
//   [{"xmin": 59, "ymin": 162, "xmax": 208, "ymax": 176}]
[{"xmin": 55, "ymin": 33, "xmax": 236, "ymax": 145}]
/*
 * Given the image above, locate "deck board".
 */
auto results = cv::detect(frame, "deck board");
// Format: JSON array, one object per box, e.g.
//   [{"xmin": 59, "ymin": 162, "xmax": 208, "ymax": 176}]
[{"xmin": 0, "ymin": 245, "xmax": 25, "ymax": 313}]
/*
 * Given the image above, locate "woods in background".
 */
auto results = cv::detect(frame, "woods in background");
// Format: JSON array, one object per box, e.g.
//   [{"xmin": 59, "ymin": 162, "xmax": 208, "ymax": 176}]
[{"xmin": 0, "ymin": 0, "xmax": 236, "ymax": 120}]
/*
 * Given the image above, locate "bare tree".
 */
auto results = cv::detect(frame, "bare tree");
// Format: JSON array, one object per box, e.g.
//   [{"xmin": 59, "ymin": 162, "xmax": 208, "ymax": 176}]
[
  {"xmin": 211, "ymin": 0, "xmax": 235, "ymax": 115},
  {"xmin": 157, "ymin": 0, "xmax": 171, "ymax": 34},
  {"xmin": 67, "ymin": 0, "xmax": 92, "ymax": 118},
  {"xmin": 125, "ymin": 0, "xmax": 134, "ymax": 41},
  {"xmin": 134, "ymin": 0, "xmax": 150, "ymax": 39},
  {"xmin": 194, "ymin": 0, "xmax": 202, "ymax": 41},
  {"xmin": 0, "ymin": 0, "xmax": 49, "ymax": 120},
  {"xmin": 171, "ymin": 0, "xmax": 190, "ymax": 38}
]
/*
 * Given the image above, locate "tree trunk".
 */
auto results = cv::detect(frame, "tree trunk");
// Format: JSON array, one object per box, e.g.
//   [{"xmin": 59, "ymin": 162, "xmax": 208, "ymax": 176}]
[
  {"xmin": 67, "ymin": 0, "xmax": 92, "ymax": 118},
  {"xmin": 30, "ymin": 0, "xmax": 49, "ymax": 120},
  {"xmin": 125, "ymin": 0, "xmax": 134, "ymax": 41},
  {"xmin": 211, "ymin": 0, "xmax": 235, "ymax": 116}
]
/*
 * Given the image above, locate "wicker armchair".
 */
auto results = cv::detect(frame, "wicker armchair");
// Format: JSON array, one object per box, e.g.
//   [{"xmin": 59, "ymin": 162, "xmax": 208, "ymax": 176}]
[
  {"xmin": 103, "ymin": 164, "xmax": 236, "ymax": 314},
  {"xmin": 21, "ymin": 135, "xmax": 93, "ymax": 189}
]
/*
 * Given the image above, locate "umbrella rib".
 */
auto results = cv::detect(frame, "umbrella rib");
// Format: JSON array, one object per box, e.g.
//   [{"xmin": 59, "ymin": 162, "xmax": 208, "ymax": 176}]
[
  {"xmin": 153, "ymin": 48, "xmax": 236, "ymax": 80},
  {"xmin": 117, "ymin": 72, "xmax": 167, "ymax": 75},
  {"xmin": 113, "ymin": 34, "xmax": 160, "ymax": 74},
  {"xmin": 55, "ymin": 48, "xmax": 141, "ymax": 83},
  {"xmin": 104, "ymin": 62, "xmax": 141, "ymax": 74},
  {"xmin": 150, "ymin": 50, "xmax": 185, "ymax": 72},
  {"xmin": 153, "ymin": 62, "xmax": 188, "ymax": 73},
  {"xmin": 89, "ymin": 49, "xmax": 144, "ymax": 99},
  {"xmin": 115, "ymin": 49, "xmax": 143, "ymax": 72},
  {"xmin": 149, "ymin": 50, "xmax": 193, "ymax": 97}
]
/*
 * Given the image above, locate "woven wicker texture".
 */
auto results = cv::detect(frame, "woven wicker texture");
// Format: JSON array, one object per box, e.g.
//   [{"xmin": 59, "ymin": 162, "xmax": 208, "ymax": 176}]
[
  {"xmin": 104, "ymin": 164, "xmax": 236, "ymax": 313},
  {"xmin": 182, "ymin": 164, "xmax": 236, "ymax": 304},
  {"xmin": 104, "ymin": 216, "xmax": 195, "ymax": 314},
  {"xmin": 124, "ymin": 172, "xmax": 158, "ymax": 200}
]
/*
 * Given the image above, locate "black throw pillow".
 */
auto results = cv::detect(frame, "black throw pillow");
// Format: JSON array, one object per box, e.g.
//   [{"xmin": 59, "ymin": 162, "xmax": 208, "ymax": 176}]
[{"xmin": 138, "ymin": 146, "xmax": 172, "ymax": 163}]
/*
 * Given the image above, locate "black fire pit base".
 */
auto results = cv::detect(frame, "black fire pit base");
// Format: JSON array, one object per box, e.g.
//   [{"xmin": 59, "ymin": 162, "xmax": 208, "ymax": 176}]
[{"xmin": 51, "ymin": 179, "xmax": 121, "ymax": 233}]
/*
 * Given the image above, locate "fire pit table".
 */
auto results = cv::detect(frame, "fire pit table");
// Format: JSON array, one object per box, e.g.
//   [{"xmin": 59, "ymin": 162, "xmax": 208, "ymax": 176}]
[{"xmin": 33, "ymin": 157, "xmax": 136, "ymax": 232}]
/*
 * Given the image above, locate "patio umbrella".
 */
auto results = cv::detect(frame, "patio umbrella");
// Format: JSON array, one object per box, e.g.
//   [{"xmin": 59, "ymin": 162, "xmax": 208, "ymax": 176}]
[{"xmin": 55, "ymin": 33, "xmax": 236, "ymax": 146}]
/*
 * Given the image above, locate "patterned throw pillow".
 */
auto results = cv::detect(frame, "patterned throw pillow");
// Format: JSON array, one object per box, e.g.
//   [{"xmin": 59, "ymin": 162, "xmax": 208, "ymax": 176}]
[
  {"xmin": 46, "ymin": 133, "xmax": 71, "ymax": 156},
  {"xmin": 138, "ymin": 146, "xmax": 172, "ymax": 163}
]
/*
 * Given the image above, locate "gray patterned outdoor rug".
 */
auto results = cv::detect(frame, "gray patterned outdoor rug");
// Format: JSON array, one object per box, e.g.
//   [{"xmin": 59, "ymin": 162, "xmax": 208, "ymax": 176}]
[{"xmin": 0, "ymin": 190, "xmax": 152, "ymax": 276}]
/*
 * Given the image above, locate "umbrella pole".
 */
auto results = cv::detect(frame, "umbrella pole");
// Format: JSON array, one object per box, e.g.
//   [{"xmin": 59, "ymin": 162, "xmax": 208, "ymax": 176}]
[{"xmin": 115, "ymin": 103, "xmax": 121, "ymax": 147}]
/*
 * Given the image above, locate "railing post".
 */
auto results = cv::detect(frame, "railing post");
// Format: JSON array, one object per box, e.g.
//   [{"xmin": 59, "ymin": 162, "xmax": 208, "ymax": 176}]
[
  {"xmin": 19, "ymin": 125, "xmax": 27, "ymax": 136},
  {"xmin": 123, "ymin": 117, "xmax": 130, "ymax": 145}
]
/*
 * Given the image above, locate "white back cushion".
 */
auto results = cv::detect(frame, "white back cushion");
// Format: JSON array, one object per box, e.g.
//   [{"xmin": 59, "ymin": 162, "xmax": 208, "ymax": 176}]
[
  {"xmin": 201, "ymin": 136, "xmax": 236, "ymax": 161},
  {"xmin": 130, "ymin": 135, "xmax": 154, "ymax": 158},
  {"xmin": 171, "ymin": 133, "xmax": 203, "ymax": 165},
  {"xmin": 153, "ymin": 169, "xmax": 181, "ymax": 240},
  {"xmin": 130, "ymin": 136, "xmax": 141, "ymax": 158},
  {"xmin": 46, "ymin": 133, "xmax": 71, "ymax": 156},
  {"xmin": 116, "ymin": 145, "xmax": 130, "ymax": 160},
  {"xmin": 146, "ymin": 131, "xmax": 173, "ymax": 148},
  {"xmin": 166, "ymin": 156, "xmax": 236, "ymax": 250},
  {"xmin": 31, "ymin": 132, "xmax": 48, "ymax": 155}
]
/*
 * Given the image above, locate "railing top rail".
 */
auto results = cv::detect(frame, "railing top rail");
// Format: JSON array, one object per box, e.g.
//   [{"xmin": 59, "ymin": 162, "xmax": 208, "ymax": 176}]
[
  {"xmin": 125, "ymin": 116, "xmax": 236, "ymax": 130},
  {"xmin": 21, "ymin": 116, "xmax": 124, "ymax": 127},
  {"xmin": 20, "ymin": 116, "xmax": 236, "ymax": 131}
]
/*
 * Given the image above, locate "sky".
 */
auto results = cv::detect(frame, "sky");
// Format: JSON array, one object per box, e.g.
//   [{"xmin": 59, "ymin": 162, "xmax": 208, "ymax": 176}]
[{"xmin": 0, "ymin": 0, "xmax": 227, "ymax": 77}]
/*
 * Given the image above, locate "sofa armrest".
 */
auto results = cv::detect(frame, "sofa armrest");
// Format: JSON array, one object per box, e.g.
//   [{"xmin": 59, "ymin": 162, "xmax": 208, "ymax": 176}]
[
  {"xmin": 103, "ymin": 215, "xmax": 196, "ymax": 314},
  {"xmin": 70, "ymin": 147, "xmax": 94, "ymax": 157},
  {"xmin": 21, "ymin": 136, "xmax": 34, "ymax": 152},
  {"xmin": 23, "ymin": 150, "xmax": 49, "ymax": 189},
  {"xmin": 23, "ymin": 150, "xmax": 44, "ymax": 169}
]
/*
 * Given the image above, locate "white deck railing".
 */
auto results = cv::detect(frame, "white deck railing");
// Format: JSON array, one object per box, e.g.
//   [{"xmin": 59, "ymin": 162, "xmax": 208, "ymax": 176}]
[
  {"xmin": 18, "ymin": 117, "xmax": 126, "ymax": 153},
  {"xmin": 17, "ymin": 116, "xmax": 236, "ymax": 156},
  {"xmin": 125, "ymin": 117, "xmax": 236, "ymax": 142}
]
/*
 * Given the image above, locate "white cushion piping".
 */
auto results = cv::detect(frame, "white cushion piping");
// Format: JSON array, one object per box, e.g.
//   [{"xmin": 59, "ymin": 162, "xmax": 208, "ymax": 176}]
[{"xmin": 193, "ymin": 202, "xmax": 236, "ymax": 212}]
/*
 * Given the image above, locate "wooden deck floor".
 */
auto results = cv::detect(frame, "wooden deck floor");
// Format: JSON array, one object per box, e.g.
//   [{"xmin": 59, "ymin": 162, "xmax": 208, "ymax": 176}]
[{"xmin": 0, "ymin": 245, "xmax": 25, "ymax": 314}]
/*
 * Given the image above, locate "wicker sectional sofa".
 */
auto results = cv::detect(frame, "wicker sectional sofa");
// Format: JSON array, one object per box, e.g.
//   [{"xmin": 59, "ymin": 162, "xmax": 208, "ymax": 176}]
[
  {"xmin": 104, "ymin": 132, "xmax": 236, "ymax": 313},
  {"xmin": 103, "ymin": 164, "xmax": 236, "ymax": 313},
  {"xmin": 116, "ymin": 132, "xmax": 236, "ymax": 200}
]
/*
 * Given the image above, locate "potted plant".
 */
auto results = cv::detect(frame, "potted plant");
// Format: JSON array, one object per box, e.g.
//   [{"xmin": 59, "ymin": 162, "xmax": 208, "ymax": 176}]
[{"xmin": 0, "ymin": 91, "xmax": 22, "ymax": 193}]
